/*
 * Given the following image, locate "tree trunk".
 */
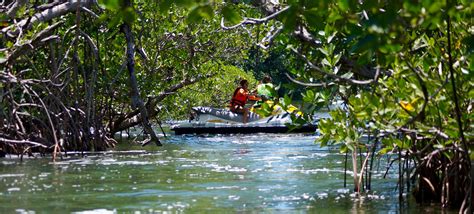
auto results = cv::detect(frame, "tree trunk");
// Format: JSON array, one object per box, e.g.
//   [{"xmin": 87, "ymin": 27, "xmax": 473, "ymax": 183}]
[
  {"xmin": 109, "ymin": 73, "xmax": 214, "ymax": 135},
  {"xmin": 352, "ymin": 149, "xmax": 360, "ymax": 193},
  {"xmin": 120, "ymin": 0, "xmax": 161, "ymax": 146}
]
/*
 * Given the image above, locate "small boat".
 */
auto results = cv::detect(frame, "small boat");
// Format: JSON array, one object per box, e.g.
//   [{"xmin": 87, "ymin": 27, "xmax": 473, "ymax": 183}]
[{"xmin": 171, "ymin": 106, "xmax": 324, "ymax": 135}]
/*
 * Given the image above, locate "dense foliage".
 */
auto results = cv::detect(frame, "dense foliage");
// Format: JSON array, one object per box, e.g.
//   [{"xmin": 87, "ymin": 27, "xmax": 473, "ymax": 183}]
[
  {"xmin": 221, "ymin": 0, "xmax": 473, "ymax": 211},
  {"xmin": 0, "ymin": 1, "xmax": 258, "ymax": 152},
  {"xmin": 1, "ymin": 0, "xmax": 472, "ymax": 212}
]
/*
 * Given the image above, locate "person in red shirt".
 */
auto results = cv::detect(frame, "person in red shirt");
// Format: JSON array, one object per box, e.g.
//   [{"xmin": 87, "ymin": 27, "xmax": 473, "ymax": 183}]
[{"xmin": 230, "ymin": 79, "xmax": 251, "ymax": 123}]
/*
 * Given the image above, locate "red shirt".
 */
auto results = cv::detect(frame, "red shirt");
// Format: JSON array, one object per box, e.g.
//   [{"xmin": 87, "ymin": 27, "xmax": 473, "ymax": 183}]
[{"xmin": 230, "ymin": 87, "xmax": 248, "ymax": 108}]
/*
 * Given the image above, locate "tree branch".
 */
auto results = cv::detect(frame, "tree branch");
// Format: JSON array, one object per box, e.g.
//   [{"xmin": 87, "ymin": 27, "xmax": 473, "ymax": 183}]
[
  {"xmin": 0, "ymin": 137, "xmax": 48, "ymax": 148},
  {"xmin": 109, "ymin": 73, "xmax": 214, "ymax": 134},
  {"xmin": 120, "ymin": 2, "xmax": 161, "ymax": 146},
  {"xmin": 2, "ymin": 0, "xmax": 95, "ymax": 37},
  {"xmin": 291, "ymin": 47, "xmax": 380, "ymax": 85},
  {"xmin": 2, "ymin": 21, "xmax": 63, "ymax": 66},
  {"xmin": 221, "ymin": 6, "xmax": 290, "ymax": 30},
  {"xmin": 6, "ymin": 0, "xmax": 28, "ymax": 19},
  {"xmin": 285, "ymin": 73, "xmax": 335, "ymax": 87}
]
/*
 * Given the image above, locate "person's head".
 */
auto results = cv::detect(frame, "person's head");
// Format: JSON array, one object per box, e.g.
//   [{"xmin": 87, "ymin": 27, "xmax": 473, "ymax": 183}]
[
  {"xmin": 262, "ymin": 75, "xmax": 272, "ymax": 84},
  {"xmin": 239, "ymin": 79, "xmax": 248, "ymax": 88}
]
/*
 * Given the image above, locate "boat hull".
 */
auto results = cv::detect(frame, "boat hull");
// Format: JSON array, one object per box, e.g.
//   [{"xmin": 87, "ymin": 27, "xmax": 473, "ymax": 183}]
[
  {"xmin": 172, "ymin": 106, "xmax": 319, "ymax": 135},
  {"xmin": 172, "ymin": 124, "xmax": 317, "ymax": 135}
]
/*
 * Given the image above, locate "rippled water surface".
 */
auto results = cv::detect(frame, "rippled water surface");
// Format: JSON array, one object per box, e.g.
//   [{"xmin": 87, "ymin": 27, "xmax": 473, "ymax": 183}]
[{"xmin": 0, "ymin": 134, "xmax": 442, "ymax": 213}]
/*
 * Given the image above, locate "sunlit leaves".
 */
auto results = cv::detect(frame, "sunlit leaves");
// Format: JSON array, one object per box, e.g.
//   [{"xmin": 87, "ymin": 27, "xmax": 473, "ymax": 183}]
[
  {"xmin": 303, "ymin": 8, "xmax": 324, "ymax": 30},
  {"xmin": 399, "ymin": 101, "xmax": 415, "ymax": 112},
  {"xmin": 165, "ymin": 63, "xmax": 257, "ymax": 119},
  {"xmin": 222, "ymin": 6, "xmax": 242, "ymax": 25},
  {"xmin": 98, "ymin": 0, "xmax": 121, "ymax": 10},
  {"xmin": 159, "ymin": 1, "xmax": 173, "ymax": 13},
  {"xmin": 98, "ymin": 0, "xmax": 136, "ymax": 26},
  {"xmin": 316, "ymin": 107, "xmax": 364, "ymax": 152},
  {"xmin": 283, "ymin": 94, "xmax": 292, "ymax": 107},
  {"xmin": 337, "ymin": 0, "xmax": 350, "ymax": 11},
  {"xmin": 159, "ymin": 0, "xmax": 196, "ymax": 13},
  {"xmin": 281, "ymin": 5, "xmax": 298, "ymax": 33},
  {"xmin": 0, "ymin": 51, "xmax": 5, "ymax": 64},
  {"xmin": 463, "ymin": 35, "xmax": 474, "ymax": 54},
  {"xmin": 187, "ymin": 4, "xmax": 213, "ymax": 24},
  {"xmin": 176, "ymin": 0, "xmax": 196, "ymax": 8},
  {"xmin": 121, "ymin": 7, "xmax": 136, "ymax": 24},
  {"xmin": 302, "ymin": 89, "xmax": 315, "ymax": 103}
]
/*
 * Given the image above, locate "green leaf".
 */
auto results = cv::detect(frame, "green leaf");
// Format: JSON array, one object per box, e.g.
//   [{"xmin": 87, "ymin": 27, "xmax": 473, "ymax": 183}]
[
  {"xmin": 340, "ymin": 72, "xmax": 353, "ymax": 79},
  {"xmin": 176, "ymin": 0, "xmax": 195, "ymax": 8},
  {"xmin": 282, "ymin": 6, "xmax": 298, "ymax": 32},
  {"xmin": 187, "ymin": 5, "xmax": 213, "ymax": 24},
  {"xmin": 222, "ymin": 6, "xmax": 242, "ymax": 25},
  {"xmin": 346, "ymin": 143, "xmax": 355, "ymax": 151},
  {"xmin": 98, "ymin": 0, "xmax": 121, "ymax": 10},
  {"xmin": 321, "ymin": 58, "xmax": 331, "ymax": 67},
  {"xmin": 328, "ymin": 32, "xmax": 337, "ymax": 44},
  {"xmin": 303, "ymin": 89, "xmax": 315, "ymax": 102},
  {"xmin": 338, "ymin": 0, "xmax": 350, "ymax": 11},
  {"xmin": 351, "ymin": 34, "xmax": 377, "ymax": 53},
  {"xmin": 108, "ymin": 13, "xmax": 123, "ymax": 28},
  {"xmin": 463, "ymin": 35, "xmax": 474, "ymax": 54},
  {"xmin": 303, "ymin": 8, "xmax": 324, "ymax": 29},
  {"xmin": 159, "ymin": 1, "xmax": 173, "ymax": 13},
  {"xmin": 319, "ymin": 137, "xmax": 328, "ymax": 147},
  {"xmin": 318, "ymin": 47, "xmax": 329, "ymax": 56},
  {"xmin": 378, "ymin": 147, "xmax": 392, "ymax": 155},
  {"xmin": 0, "ymin": 51, "xmax": 5, "ymax": 63},
  {"xmin": 0, "ymin": 13, "xmax": 7, "ymax": 22},
  {"xmin": 121, "ymin": 7, "xmax": 136, "ymax": 24},
  {"xmin": 340, "ymin": 144, "xmax": 348, "ymax": 153},
  {"xmin": 283, "ymin": 94, "xmax": 292, "ymax": 107}
]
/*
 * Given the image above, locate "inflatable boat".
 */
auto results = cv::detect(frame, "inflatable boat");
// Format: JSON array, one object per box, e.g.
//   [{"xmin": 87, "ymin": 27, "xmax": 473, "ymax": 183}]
[{"xmin": 171, "ymin": 106, "xmax": 327, "ymax": 135}]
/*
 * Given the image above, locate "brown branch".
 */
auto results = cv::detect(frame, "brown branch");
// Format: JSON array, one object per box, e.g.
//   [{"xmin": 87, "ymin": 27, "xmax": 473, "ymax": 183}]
[
  {"xmin": 447, "ymin": 13, "xmax": 470, "ymax": 213},
  {"xmin": 293, "ymin": 25, "xmax": 321, "ymax": 46},
  {"xmin": 80, "ymin": 6, "xmax": 99, "ymax": 18},
  {"xmin": 2, "ymin": 0, "xmax": 94, "ymax": 37},
  {"xmin": 221, "ymin": 6, "xmax": 290, "ymax": 30},
  {"xmin": 340, "ymin": 56, "xmax": 379, "ymax": 79},
  {"xmin": 2, "ymin": 21, "xmax": 63, "ymax": 66},
  {"xmin": 291, "ymin": 48, "xmax": 380, "ymax": 85},
  {"xmin": 79, "ymin": 29, "xmax": 98, "ymax": 58},
  {"xmin": 109, "ymin": 73, "xmax": 215, "ymax": 134},
  {"xmin": 6, "ymin": 0, "xmax": 27, "ymax": 19},
  {"xmin": 23, "ymin": 85, "xmax": 60, "ymax": 160},
  {"xmin": 0, "ymin": 137, "xmax": 48, "ymax": 148},
  {"xmin": 120, "ymin": 0, "xmax": 161, "ymax": 146},
  {"xmin": 285, "ymin": 73, "xmax": 335, "ymax": 87},
  {"xmin": 155, "ymin": 73, "xmax": 215, "ymax": 103},
  {"xmin": 221, "ymin": 5, "xmax": 320, "ymax": 47},
  {"xmin": 257, "ymin": 25, "xmax": 284, "ymax": 50}
]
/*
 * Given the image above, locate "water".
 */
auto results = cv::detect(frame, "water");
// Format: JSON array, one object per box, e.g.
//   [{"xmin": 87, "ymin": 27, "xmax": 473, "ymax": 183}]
[{"xmin": 0, "ymin": 134, "xmax": 446, "ymax": 213}]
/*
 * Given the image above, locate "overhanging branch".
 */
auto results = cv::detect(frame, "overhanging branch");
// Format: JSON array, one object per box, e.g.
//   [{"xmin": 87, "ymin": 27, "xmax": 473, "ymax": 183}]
[
  {"xmin": 2, "ymin": 21, "xmax": 63, "ymax": 66},
  {"xmin": 221, "ymin": 6, "xmax": 290, "ymax": 30},
  {"xmin": 291, "ymin": 48, "xmax": 380, "ymax": 85},
  {"xmin": 2, "ymin": 0, "xmax": 95, "ymax": 37},
  {"xmin": 109, "ymin": 73, "xmax": 215, "ymax": 134},
  {"xmin": 285, "ymin": 73, "xmax": 335, "ymax": 87}
]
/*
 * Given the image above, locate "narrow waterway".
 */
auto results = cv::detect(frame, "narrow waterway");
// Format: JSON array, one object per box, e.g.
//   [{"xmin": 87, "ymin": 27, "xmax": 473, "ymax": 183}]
[{"xmin": 0, "ymin": 134, "xmax": 447, "ymax": 213}]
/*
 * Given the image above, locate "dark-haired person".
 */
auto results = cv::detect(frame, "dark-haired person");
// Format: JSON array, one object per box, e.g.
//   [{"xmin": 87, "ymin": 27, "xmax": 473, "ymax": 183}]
[
  {"xmin": 256, "ymin": 75, "xmax": 275, "ymax": 101},
  {"xmin": 230, "ymin": 79, "xmax": 250, "ymax": 123}
]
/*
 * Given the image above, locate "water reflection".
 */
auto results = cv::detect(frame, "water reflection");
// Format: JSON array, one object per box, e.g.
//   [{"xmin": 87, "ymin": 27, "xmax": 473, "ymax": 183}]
[{"xmin": 0, "ymin": 134, "xmax": 448, "ymax": 213}]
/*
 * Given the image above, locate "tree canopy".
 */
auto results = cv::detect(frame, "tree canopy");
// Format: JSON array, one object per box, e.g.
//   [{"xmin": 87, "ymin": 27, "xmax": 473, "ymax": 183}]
[{"xmin": 1, "ymin": 0, "xmax": 473, "ymax": 212}]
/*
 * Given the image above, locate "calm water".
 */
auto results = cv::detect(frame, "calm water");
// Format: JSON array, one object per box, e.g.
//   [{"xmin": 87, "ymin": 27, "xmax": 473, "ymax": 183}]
[{"xmin": 0, "ymin": 134, "xmax": 445, "ymax": 213}]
